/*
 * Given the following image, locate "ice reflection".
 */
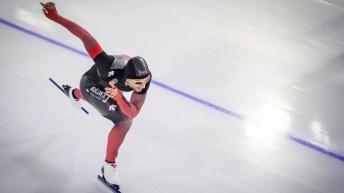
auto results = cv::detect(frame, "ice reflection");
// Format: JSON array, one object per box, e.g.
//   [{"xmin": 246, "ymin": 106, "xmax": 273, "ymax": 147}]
[
  {"xmin": 245, "ymin": 104, "xmax": 290, "ymax": 147},
  {"xmin": 310, "ymin": 120, "xmax": 331, "ymax": 149},
  {"xmin": 15, "ymin": 7, "xmax": 52, "ymax": 31}
]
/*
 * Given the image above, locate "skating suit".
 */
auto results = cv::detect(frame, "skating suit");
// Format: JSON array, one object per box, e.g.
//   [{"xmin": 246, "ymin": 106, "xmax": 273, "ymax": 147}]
[{"xmin": 80, "ymin": 51, "xmax": 151, "ymax": 124}]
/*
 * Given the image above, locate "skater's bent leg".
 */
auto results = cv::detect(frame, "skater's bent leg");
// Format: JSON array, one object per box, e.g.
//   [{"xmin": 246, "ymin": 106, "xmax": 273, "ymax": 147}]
[
  {"xmin": 105, "ymin": 120, "xmax": 133, "ymax": 163},
  {"xmin": 73, "ymin": 88, "xmax": 85, "ymax": 100}
]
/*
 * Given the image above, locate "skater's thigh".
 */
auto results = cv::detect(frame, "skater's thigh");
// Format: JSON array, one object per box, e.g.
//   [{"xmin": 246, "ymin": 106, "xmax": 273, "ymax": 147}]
[{"xmin": 79, "ymin": 75, "xmax": 126, "ymax": 123}]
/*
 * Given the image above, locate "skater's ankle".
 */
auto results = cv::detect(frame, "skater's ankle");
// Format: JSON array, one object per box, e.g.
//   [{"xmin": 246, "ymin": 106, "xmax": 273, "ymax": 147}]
[
  {"xmin": 105, "ymin": 160, "xmax": 117, "ymax": 167},
  {"xmin": 105, "ymin": 159, "xmax": 115, "ymax": 163}
]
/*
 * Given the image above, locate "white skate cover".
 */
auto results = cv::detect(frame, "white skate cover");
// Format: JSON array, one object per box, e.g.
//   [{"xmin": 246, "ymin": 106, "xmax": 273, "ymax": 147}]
[
  {"xmin": 102, "ymin": 162, "xmax": 122, "ymax": 186},
  {"xmin": 98, "ymin": 162, "xmax": 122, "ymax": 193},
  {"xmin": 68, "ymin": 88, "xmax": 81, "ymax": 109}
]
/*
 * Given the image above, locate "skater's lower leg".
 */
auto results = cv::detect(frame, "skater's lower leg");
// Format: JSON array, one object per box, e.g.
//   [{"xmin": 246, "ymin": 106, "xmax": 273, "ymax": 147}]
[
  {"xmin": 102, "ymin": 120, "xmax": 132, "ymax": 186},
  {"xmin": 105, "ymin": 120, "xmax": 132, "ymax": 163}
]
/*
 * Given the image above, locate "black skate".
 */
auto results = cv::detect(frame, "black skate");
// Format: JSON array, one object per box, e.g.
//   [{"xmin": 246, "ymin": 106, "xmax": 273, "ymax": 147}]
[
  {"xmin": 62, "ymin": 85, "xmax": 73, "ymax": 97},
  {"xmin": 97, "ymin": 175, "xmax": 121, "ymax": 193}
]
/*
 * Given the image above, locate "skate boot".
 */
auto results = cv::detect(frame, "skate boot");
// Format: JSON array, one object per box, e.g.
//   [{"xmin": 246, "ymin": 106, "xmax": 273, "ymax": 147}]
[
  {"xmin": 102, "ymin": 161, "xmax": 122, "ymax": 186},
  {"xmin": 62, "ymin": 85, "xmax": 81, "ymax": 109}
]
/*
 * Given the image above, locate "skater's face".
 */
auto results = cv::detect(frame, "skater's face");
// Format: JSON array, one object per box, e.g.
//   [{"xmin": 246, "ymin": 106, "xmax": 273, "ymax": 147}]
[{"xmin": 125, "ymin": 75, "xmax": 151, "ymax": 92}]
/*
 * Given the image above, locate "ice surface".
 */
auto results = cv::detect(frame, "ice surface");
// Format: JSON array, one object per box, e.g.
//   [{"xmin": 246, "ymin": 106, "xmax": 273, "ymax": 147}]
[{"xmin": 1, "ymin": 0, "xmax": 344, "ymax": 193}]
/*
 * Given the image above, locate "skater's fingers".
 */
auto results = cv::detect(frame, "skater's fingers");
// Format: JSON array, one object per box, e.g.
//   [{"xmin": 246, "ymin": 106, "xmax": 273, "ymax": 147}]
[
  {"xmin": 105, "ymin": 88, "xmax": 117, "ymax": 93},
  {"xmin": 106, "ymin": 86, "xmax": 118, "ymax": 94},
  {"xmin": 105, "ymin": 90, "xmax": 113, "ymax": 95},
  {"xmin": 105, "ymin": 87, "xmax": 115, "ymax": 92},
  {"xmin": 40, "ymin": 2, "xmax": 50, "ymax": 9},
  {"xmin": 40, "ymin": 2, "xmax": 49, "ymax": 7},
  {"xmin": 41, "ymin": 2, "xmax": 55, "ymax": 10},
  {"xmin": 105, "ymin": 88, "xmax": 117, "ymax": 94},
  {"xmin": 40, "ymin": 3, "xmax": 48, "ymax": 12},
  {"xmin": 105, "ymin": 90, "xmax": 117, "ymax": 98},
  {"xmin": 40, "ymin": 2, "xmax": 50, "ymax": 13},
  {"xmin": 109, "ymin": 81, "xmax": 116, "ymax": 88},
  {"xmin": 105, "ymin": 92, "xmax": 113, "ymax": 98},
  {"xmin": 42, "ymin": 8, "xmax": 48, "ymax": 15},
  {"xmin": 48, "ymin": 2, "xmax": 56, "ymax": 9}
]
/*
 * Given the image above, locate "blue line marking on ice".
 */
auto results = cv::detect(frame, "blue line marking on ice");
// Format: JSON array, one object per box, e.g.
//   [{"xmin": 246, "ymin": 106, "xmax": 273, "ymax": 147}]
[
  {"xmin": 151, "ymin": 80, "xmax": 245, "ymax": 120},
  {"xmin": 287, "ymin": 135, "xmax": 344, "ymax": 162},
  {"xmin": 0, "ymin": 18, "xmax": 88, "ymax": 57},
  {"xmin": 2, "ymin": 18, "xmax": 344, "ymax": 163}
]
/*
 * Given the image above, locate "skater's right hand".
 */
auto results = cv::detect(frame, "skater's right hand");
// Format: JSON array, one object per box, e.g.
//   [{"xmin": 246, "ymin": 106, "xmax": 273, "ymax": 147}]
[
  {"xmin": 105, "ymin": 81, "xmax": 121, "ymax": 100},
  {"xmin": 40, "ymin": 2, "xmax": 60, "ymax": 21}
]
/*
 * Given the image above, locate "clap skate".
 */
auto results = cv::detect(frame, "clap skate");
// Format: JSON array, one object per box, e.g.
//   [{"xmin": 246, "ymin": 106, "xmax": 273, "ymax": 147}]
[
  {"xmin": 97, "ymin": 161, "xmax": 122, "ymax": 193},
  {"xmin": 49, "ymin": 78, "xmax": 89, "ymax": 114},
  {"xmin": 62, "ymin": 85, "xmax": 82, "ymax": 109}
]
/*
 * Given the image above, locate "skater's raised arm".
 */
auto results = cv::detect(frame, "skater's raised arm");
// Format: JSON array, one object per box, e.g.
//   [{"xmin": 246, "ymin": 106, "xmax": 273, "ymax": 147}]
[{"xmin": 40, "ymin": 2, "xmax": 103, "ymax": 59}]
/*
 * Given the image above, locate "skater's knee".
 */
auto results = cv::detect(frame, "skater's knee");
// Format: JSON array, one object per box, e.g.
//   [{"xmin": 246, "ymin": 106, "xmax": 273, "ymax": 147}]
[{"xmin": 116, "ymin": 119, "xmax": 132, "ymax": 128}]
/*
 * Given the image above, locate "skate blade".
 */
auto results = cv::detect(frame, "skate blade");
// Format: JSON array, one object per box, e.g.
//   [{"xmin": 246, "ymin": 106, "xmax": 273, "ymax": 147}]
[
  {"xmin": 49, "ymin": 78, "xmax": 89, "ymax": 114},
  {"xmin": 97, "ymin": 175, "xmax": 121, "ymax": 193}
]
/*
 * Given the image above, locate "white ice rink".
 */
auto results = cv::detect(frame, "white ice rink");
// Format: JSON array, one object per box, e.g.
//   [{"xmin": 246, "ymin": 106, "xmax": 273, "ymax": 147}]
[{"xmin": 1, "ymin": 0, "xmax": 344, "ymax": 193}]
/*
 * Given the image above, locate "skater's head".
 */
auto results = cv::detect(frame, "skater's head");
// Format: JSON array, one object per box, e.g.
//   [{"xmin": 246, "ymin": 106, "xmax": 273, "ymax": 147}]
[
  {"xmin": 124, "ymin": 56, "xmax": 150, "ymax": 79},
  {"xmin": 124, "ymin": 56, "xmax": 151, "ymax": 92}
]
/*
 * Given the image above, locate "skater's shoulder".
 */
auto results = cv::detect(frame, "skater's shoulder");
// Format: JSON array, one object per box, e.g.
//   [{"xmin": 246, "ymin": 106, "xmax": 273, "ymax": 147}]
[{"xmin": 110, "ymin": 54, "xmax": 131, "ymax": 70}]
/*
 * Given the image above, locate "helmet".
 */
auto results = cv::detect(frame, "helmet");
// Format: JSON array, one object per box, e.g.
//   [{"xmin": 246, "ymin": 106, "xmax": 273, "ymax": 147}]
[{"xmin": 124, "ymin": 56, "xmax": 150, "ymax": 79}]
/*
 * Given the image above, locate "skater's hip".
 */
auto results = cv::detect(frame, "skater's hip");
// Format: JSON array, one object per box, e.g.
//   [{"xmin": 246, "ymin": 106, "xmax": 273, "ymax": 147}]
[{"xmin": 79, "ymin": 74, "xmax": 129, "ymax": 124}]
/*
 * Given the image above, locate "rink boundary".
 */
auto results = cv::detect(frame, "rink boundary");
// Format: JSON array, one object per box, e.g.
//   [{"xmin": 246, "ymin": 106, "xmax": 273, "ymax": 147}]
[{"xmin": 2, "ymin": 18, "xmax": 343, "ymax": 163}]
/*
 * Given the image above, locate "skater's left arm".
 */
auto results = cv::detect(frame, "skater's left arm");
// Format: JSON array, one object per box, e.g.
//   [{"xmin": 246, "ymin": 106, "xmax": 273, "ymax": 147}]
[
  {"xmin": 40, "ymin": 2, "xmax": 103, "ymax": 59},
  {"xmin": 105, "ymin": 82, "xmax": 146, "ymax": 118}
]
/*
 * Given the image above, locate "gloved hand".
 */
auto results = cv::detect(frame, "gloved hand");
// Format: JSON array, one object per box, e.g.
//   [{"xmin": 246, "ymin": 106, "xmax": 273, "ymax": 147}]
[
  {"xmin": 105, "ymin": 81, "xmax": 123, "ymax": 101},
  {"xmin": 40, "ymin": 2, "xmax": 60, "ymax": 21}
]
